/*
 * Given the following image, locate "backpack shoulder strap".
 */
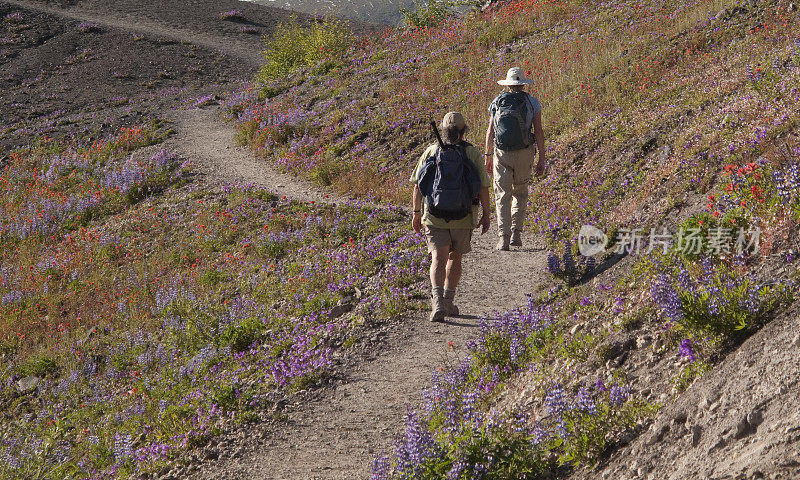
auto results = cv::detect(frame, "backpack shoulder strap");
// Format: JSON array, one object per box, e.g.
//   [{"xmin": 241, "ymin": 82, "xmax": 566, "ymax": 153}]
[
  {"xmin": 525, "ymin": 94, "xmax": 537, "ymax": 112},
  {"xmin": 417, "ymin": 145, "xmax": 439, "ymax": 194}
]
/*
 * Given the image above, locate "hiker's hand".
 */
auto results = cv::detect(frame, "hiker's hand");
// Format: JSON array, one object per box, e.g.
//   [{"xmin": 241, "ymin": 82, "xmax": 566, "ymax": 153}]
[
  {"xmin": 535, "ymin": 163, "xmax": 546, "ymax": 177},
  {"xmin": 412, "ymin": 213, "xmax": 422, "ymax": 234},
  {"xmin": 478, "ymin": 213, "xmax": 490, "ymax": 234}
]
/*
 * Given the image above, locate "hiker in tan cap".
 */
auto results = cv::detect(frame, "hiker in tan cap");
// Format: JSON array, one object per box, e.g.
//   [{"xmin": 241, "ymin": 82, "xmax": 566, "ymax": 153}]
[
  {"xmin": 484, "ymin": 67, "xmax": 546, "ymax": 250},
  {"xmin": 411, "ymin": 112, "xmax": 491, "ymax": 322}
]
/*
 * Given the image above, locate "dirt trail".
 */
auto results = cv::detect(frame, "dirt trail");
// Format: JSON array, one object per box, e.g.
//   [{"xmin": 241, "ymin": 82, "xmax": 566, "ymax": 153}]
[
  {"xmin": 2, "ymin": 0, "xmax": 263, "ymax": 67},
  {"xmin": 165, "ymin": 107, "xmax": 549, "ymax": 479},
  {"xmin": 167, "ymin": 107, "xmax": 346, "ymax": 205}
]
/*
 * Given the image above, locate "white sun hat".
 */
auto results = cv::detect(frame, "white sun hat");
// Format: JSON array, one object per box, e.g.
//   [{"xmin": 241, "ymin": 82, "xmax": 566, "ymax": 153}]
[{"xmin": 497, "ymin": 67, "xmax": 533, "ymax": 86}]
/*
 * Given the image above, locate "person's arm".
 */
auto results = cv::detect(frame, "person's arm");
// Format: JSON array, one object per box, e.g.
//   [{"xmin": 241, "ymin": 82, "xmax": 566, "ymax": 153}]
[
  {"xmin": 412, "ymin": 185, "xmax": 423, "ymax": 234},
  {"xmin": 484, "ymin": 119, "xmax": 494, "ymax": 174},
  {"xmin": 533, "ymin": 112, "xmax": 545, "ymax": 177},
  {"xmin": 477, "ymin": 186, "xmax": 490, "ymax": 234}
]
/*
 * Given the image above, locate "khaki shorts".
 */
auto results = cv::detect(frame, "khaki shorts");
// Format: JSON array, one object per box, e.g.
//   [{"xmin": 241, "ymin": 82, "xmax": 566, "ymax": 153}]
[{"xmin": 424, "ymin": 226, "xmax": 473, "ymax": 254}]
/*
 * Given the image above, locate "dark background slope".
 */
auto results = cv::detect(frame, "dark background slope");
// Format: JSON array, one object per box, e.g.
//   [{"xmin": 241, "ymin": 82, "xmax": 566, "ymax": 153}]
[{"xmin": 0, "ymin": 0, "xmax": 374, "ymax": 152}]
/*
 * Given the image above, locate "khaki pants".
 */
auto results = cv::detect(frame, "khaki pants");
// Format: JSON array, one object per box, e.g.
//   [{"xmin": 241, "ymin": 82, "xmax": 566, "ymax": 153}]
[{"xmin": 493, "ymin": 145, "xmax": 535, "ymax": 237}]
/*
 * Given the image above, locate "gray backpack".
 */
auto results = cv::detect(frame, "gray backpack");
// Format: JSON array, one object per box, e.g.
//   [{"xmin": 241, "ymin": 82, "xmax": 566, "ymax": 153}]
[{"xmin": 492, "ymin": 92, "xmax": 532, "ymax": 151}]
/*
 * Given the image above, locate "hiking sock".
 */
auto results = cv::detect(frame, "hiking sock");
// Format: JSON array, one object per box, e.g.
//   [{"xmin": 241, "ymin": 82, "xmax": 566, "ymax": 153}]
[{"xmin": 443, "ymin": 289, "xmax": 459, "ymax": 316}]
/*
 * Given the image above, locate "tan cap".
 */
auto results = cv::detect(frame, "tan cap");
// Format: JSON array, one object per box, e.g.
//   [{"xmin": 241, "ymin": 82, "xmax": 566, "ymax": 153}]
[{"xmin": 440, "ymin": 111, "xmax": 469, "ymax": 134}]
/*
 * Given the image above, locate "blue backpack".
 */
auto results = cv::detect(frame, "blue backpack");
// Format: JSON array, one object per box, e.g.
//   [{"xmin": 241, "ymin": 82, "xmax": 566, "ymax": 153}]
[
  {"xmin": 417, "ymin": 142, "xmax": 481, "ymax": 222},
  {"xmin": 492, "ymin": 92, "xmax": 532, "ymax": 151}
]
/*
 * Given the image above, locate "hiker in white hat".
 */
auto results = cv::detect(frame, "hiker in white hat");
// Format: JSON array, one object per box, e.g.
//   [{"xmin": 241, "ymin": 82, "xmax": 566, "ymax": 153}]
[{"xmin": 484, "ymin": 67, "xmax": 546, "ymax": 250}]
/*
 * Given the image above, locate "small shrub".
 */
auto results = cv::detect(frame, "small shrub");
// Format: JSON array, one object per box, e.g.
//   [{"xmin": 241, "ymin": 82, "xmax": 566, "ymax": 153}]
[
  {"xmin": 651, "ymin": 256, "xmax": 792, "ymax": 354},
  {"xmin": 400, "ymin": 0, "xmax": 453, "ymax": 29},
  {"xmin": 17, "ymin": 355, "xmax": 59, "ymax": 377},
  {"xmin": 218, "ymin": 317, "xmax": 265, "ymax": 353},
  {"xmin": 258, "ymin": 239, "xmax": 291, "ymax": 259},
  {"xmin": 199, "ymin": 269, "xmax": 230, "ymax": 288},
  {"xmin": 618, "ymin": 307, "xmax": 650, "ymax": 331},
  {"xmin": 257, "ymin": 16, "xmax": 352, "ymax": 92},
  {"xmin": 210, "ymin": 384, "xmax": 238, "ymax": 410},
  {"xmin": 400, "ymin": 0, "xmax": 482, "ymax": 28},
  {"xmin": 672, "ymin": 358, "xmax": 711, "ymax": 393}
]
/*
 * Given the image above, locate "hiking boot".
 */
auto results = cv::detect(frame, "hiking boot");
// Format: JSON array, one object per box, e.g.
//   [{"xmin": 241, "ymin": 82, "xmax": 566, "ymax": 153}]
[
  {"xmin": 429, "ymin": 292, "xmax": 446, "ymax": 322},
  {"xmin": 496, "ymin": 235, "xmax": 510, "ymax": 251},
  {"xmin": 443, "ymin": 289, "xmax": 459, "ymax": 316},
  {"xmin": 510, "ymin": 230, "xmax": 523, "ymax": 247}
]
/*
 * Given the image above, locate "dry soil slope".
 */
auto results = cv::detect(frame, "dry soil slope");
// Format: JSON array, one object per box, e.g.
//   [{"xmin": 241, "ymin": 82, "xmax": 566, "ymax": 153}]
[
  {"xmin": 570, "ymin": 302, "xmax": 800, "ymax": 480},
  {"xmin": 0, "ymin": 0, "xmax": 260, "ymax": 150}
]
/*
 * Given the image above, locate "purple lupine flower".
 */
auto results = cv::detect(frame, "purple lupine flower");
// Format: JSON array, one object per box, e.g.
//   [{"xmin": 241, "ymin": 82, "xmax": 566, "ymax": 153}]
[
  {"xmin": 545, "ymin": 384, "xmax": 571, "ymax": 437},
  {"xmin": 472, "ymin": 462, "xmax": 488, "ymax": 477},
  {"xmin": 447, "ymin": 458, "xmax": 468, "ymax": 480},
  {"xmin": 595, "ymin": 378, "xmax": 607, "ymax": 392},
  {"xmin": 651, "ymin": 274, "xmax": 683, "ymax": 323},
  {"xmin": 574, "ymin": 387, "xmax": 598, "ymax": 415},
  {"xmin": 113, "ymin": 434, "xmax": 132, "ymax": 460},
  {"xmin": 2, "ymin": 448, "xmax": 21, "ymax": 469},
  {"xmin": 193, "ymin": 95, "xmax": 217, "ymax": 109},
  {"xmin": 786, "ymin": 162, "xmax": 800, "ymax": 190},
  {"xmin": 676, "ymin": 260, "xmax": 694, "ymax": 291},
  {"xmin": 585, "ymin": 255, "xmax": 596, "ymax": 273},
  {"xmin": 530, "ymin": 422, "xmax": 549, "ymax": 446},
  {"xmin": 609, "ymin": 384, "xmax": 630, "ymax": 406},
  {"xmin": 1, "ymin": 290, "xmax": 23, "ymax": 306},
  {"xmin": 740, "ymin": 285, "xmax": 761, "ymax": 314},
  {"xmin": 679, "ymin": 339, "xmax": 697, "ymax": 362},
  {"xmin": 700, "ymin": 257, "xmax": 716, "ymax": 282},
  {"xmin": 706, "ymin": 284, "xmax": 727, "ymax": 316},
  {"xmin": 546, "ymin": 250, "xmax": 560, "ymax": 274},
  {"xmin": 774, "ymin": 169, "xmax": 792, "ymax": 204},
  {"xmin": 4, "ymin": 12, "xmax": 23, "ymax": 23},
  {"xmin": 219, "ymin": 9, "xmax": 243, "ymax": 19},
  {"xmin": 562, "ymin": 242, "xmax": 576, "ymax": 273},
  {"xmin": 393, "ymin": 407, "xmax": 438, "ymax": 476},
  {"xmin": 180, "ymin": 346, "xmax": 218, "ymax": 377},
  {"xmin": 707, "ymin": 293, "xmax": 720, "ymax": 316},
  {"xmin": 508, "ymin": 336, "xmax": 523, "ymax": 363},
  {"xmin": 370, "ymin": 454, "xmax": 391, "ymax": 480}
]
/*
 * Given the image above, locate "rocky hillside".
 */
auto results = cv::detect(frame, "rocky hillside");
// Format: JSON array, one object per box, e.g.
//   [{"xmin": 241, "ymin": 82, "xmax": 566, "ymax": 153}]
[{"xmin": 581, "ymin": 302, "xmax": 800, "ymax": 479}]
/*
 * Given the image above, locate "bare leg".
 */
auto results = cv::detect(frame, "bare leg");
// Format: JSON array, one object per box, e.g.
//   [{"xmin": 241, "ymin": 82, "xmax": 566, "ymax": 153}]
[
  {"xmin": 444, "ymin": 251, "xmax": 463, "ymax": 291},
  {"xmin": 430, "ymin": 247, "xmax": 449, "ymax": 288}
]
